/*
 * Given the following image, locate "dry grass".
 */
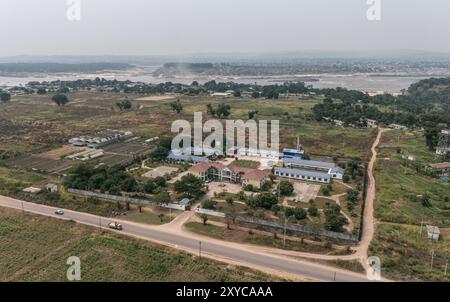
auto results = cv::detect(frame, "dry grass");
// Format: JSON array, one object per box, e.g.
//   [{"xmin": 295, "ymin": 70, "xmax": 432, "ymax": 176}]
[{"xmin": 0, "ymin": 207, "xmax": 282, "ymax": 281}]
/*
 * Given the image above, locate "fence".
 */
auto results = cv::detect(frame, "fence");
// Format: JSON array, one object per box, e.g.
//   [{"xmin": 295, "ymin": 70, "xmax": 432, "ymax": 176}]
[
  {"xmin": 195, "ymin": 208, "xmax": 226, "ymax": 217},
  {"xmin": 234, "ymin": 215, "xmax": 359, "ymax": 244},
  {"xmin": 67, "ymin": 188, "xmax": 186, "ymax": 211}
]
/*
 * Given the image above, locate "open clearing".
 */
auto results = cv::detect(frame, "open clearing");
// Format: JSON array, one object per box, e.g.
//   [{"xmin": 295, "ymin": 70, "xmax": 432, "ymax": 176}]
[
  {"xmin": 36, "ymin": 146, "xmax": 86, "ymax": 160},
  {"xmin": 292, "ymin": 182, "xmax": 321, "ymax": 202},
  {"xmin": 207, "ymin": 182, "xmax": 243, "ymax": 197},
  {"xmin": 0, "ymin": 207, "xmax": 281, "ymax": 281},
  {"xmin": 370, "ymin": 129, "xmax": 450, "ymax": 281},
  {"xmin": 143, "ymin": 166, "xmax": 179, "ymax": 178},
  {"xmin": 134, "ymin": 95, "xmax": 176, "ymax": 102}
]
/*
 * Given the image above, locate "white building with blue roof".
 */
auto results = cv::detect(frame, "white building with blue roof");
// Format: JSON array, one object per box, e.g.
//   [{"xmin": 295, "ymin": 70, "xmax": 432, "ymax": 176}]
[
  {"xmin": 274, "ymin": 167, "xmax": 331, "ymax": 183},
  {"xmin": 282, "ymin": 158, "xmax": 345, "ymax": 180}
]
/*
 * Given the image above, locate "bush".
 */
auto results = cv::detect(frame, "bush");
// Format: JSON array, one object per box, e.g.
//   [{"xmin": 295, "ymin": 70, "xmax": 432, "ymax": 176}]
[
  {"xmin": 421, "ymin": 194, "xmax": 432, "ymax": 207},
  {"xmin": 279, "ymin": 180, "xmax": 294, "ymax": 196},
  {"xmin": 308, "ymin": 205, "xmax": 319, "ymax": 217},
  {"xmin": 247, "ymin": 192, "xmax": 278, "ymax": 209},
  {"xmin": 201, "ymin": 199, "xmax": 217, "ymax": 210},
  {"xmin": 154, "ymin": 176, "xmax": 166, "ymax": 187},
  {"xmin": 271, "ymin": 204, "xmax": 282, "ymax": 214},
  {"xmin": 343, "ymin": 175, "xmax": 350, "ymax": 183},
  {"xmin": 293, "ymin": 208, "xmax": 307, "ymax": 220}
]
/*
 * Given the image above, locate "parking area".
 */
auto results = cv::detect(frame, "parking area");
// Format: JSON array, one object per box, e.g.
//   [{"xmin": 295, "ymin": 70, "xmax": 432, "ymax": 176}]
[{"xmin": 291, "ymin": 181, "xmax": 321, "ymax": 203}]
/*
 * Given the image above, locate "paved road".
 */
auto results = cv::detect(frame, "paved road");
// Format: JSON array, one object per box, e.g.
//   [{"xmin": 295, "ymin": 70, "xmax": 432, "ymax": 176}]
[{"xmin": 0, "ymin": 195, "xmax": 371, "ymax": 282}]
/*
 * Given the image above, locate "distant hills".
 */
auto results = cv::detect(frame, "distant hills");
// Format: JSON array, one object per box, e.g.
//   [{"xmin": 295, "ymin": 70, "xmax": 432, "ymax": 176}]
[{"xmin": 0, "ymin": 62, "xmax": 134, "ymax": 74}]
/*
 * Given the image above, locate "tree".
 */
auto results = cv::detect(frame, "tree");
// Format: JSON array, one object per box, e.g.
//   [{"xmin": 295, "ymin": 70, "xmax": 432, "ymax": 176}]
[
  {"xmin": 52, "ymin": 94, "xmax": 69, "ymax": 107},
  {"xmin": 248, "ymin": 110, "xmax": 258, "ymax": 119},
  {"xmin": 248, "ymin": 192, "xmax": 278, "ymax": 209},
  {"xmin": 251, "ymin": 91, "xmax": 260, "ymax": 98},
  {"xmin": 302, "ymin": 153, "xmax": 311, "ymax": 160},
  {"xmin": 154, "ymin": 176, "xmax": 166, "ymax": 187},
  {"xmin": 216, "ymin": 103, "xmax": 231, "ymax": 118},
  {"xmin": 201, "ymin": 199, "xmax": 216, "ymax": 210},
  {"xmin": 174, "ymin": 174, "xmax": 204, "ymax": 198},
  {"xmin": 279, "ymin": 180, "xmax": 294, "ymax": 196},
  {"xmin": 421, "ymin": 194, "xmax": 432, "ymax": 207},
  {"xmin": 225, "ymin": 196, "xmax": 234, "ymax": 206},
  {"xmin": 0, "ymin": 92, "xmax": 11, "ymax": 103},
  {"xmin": 308, "ymin": 204, "xmax": 319, "ymax": 217},
  {"xmin": 347, "ymin": 189, "xmax": 359, "ymax": 204},
  {"xmin": 116, "ymin": 99, "xmax": 132, "ymax": 110},
  {"xmin": 37, "ymin": 88, "xmax": 47, "ymax": 95},
  {"xmin": 424, "ymin": 128, "xmax": 440, "ymax": 150},
  {"xmin": 150, "ymin": 145, "xmax": 169, "ymax": 161},
  {"xmin": 143, "ymin": 181, "xmax": 157, "ymax": 194},
  {"xmin": 170, "ymin": 99, "xmax": 183, "ymax": 113},
  {"xmin": 206, "ymin": 103, "xmax": 216, "ymax": 116},
  {"xmin": 155, "ymin": 191, "xmax": 171, "ymax": 204},
  {"xmin": 233, "ymin": 90, "xmax": 241, "ymax": 97},
  {"xmin": 200, "ymin": 214, "xmax": 209, "ymax": 225},
  {"xmin": 293, "ymin": 208, "xmax": 307, "ymax": 220},
  {"xmin": 324, "ymin": 204, "xmax": 348, "ymax": 232}
]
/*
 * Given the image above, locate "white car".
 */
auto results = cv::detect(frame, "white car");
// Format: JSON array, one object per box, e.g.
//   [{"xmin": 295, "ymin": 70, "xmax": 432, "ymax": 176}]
[
  {"xmin": 54, "ymin": 210, "xmax": 65, "ymax": 215},
  {"xmin": 108, "ymin": 222, "xmax": 123, "ymax": 230}
]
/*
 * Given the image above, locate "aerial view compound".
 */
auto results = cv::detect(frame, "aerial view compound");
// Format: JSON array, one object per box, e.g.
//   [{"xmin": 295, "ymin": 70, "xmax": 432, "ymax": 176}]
[{"xmin": 0, "ymin": 0, "xmax": 449, "ymax": 293}]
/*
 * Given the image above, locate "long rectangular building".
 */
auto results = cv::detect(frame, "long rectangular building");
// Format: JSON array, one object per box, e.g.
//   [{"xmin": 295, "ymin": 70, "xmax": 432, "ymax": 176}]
[
  {"xmin": 282, "ymin": 158, "xmax": 345, "ymax": 180},
  {"xmin": 274, "ymin": 167, "xmax": 331, "ymax": 183}
]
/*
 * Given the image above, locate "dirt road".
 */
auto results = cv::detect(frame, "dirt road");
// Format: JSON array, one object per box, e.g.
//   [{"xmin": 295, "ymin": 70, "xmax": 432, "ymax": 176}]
[{"xmin": 358, "ymin": 128, "xmax": 388, "ymax": 270}]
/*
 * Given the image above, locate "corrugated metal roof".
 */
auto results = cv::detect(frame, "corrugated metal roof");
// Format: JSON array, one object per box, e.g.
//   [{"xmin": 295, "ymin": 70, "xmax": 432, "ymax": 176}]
[
  {"xmin": 283, "ymin": 158, "xmax": 337, "ymax": 169},
  {"xmin": 274, "ymin": 167, "xmax": 331, "ymax": 180},
  {"xmin": 167, "ymin": 152, "xmax": 209, "ymax": 163}
]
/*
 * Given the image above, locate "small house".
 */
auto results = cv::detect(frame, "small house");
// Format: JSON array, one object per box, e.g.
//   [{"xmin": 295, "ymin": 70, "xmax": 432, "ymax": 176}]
[
  {"xmin": 46, "ymin": 183, "xmax": 58, "ymax": 193},
  {"xmin": 426, "ymin": 225, "xmax": 440, "ymax": 241},
  {"xmin": 23, "ymin": 187, "xmax": 42, "ymax": 194}
]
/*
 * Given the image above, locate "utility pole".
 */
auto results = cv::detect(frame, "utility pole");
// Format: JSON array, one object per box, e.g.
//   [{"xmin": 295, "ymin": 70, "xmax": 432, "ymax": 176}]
[
  {"xmin": 430, "ymin": 250, "xmax": 435, "ymax": 270},
  {"xmin": 21, "ymin": 201, "xmax": 24, "ymax": 213},
  {"xmin": 199, "ymin": 241, "xmax": 202, "ymax": 258},
  {"xmin": 419, "ymin": 215, "xmax": 424, "ymax": 236},
  {"xmin": 283, "ymin": 216, "xmax": 293, "ymax": 248},
  {"xmin": 333, "ymin": 272, "xmax": 337, "ymax": 282}
]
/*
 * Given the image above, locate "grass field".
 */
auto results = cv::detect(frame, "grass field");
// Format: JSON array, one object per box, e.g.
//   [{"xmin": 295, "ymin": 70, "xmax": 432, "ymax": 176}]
[
  {"xmin": 371, "ymin": 129, "xmax": 450, "ymax": 282},
  {"xmin": 232, "ymin": 159, "xmax": 260, "ymax": 169},
  {"xmin": 0, "ymin": 207, "xmax": 283, "ymax": 281}
]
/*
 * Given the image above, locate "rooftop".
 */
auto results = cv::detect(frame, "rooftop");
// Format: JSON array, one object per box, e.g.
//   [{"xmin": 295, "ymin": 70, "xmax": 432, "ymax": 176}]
[
  {"xmin": 430, "ymin": 162, "xmax": 450, "ymax": 169},
  {"xmin": 426, "ymin": 225, "xmax": 440, "ymax": 235},
  {"xmin": 275, "ymin": 167, "xmax": 331, "ymax": 180},
  {"xmin": 283, "ymin": 158, "xmax": 337, "ymax": 169},
  {"xmin": 167, "ymin": 151, "xmax": 209, "ymax": 163}
]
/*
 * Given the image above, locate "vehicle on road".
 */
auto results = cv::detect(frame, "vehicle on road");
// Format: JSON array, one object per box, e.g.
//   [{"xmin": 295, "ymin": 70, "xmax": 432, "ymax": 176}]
[
  {"xmin": 54, "ymin": 210, "xmax": 64, "ymax": 215},
  {"xmin": 108, "ymin": 222, "xmax": 123, "ymax": 230}
]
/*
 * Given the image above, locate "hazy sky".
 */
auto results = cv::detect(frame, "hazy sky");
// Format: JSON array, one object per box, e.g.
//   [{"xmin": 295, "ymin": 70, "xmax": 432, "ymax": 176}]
[{"xmin": 1, "ymin": 0, "xmax": 450, "ymax": 56}]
